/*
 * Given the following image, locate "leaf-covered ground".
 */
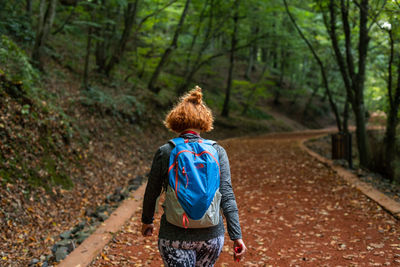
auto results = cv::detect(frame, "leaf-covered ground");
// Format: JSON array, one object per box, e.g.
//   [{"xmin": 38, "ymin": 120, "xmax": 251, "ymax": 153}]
[{"xmin": 91, "ymin": 131, "xmax": 400, "ymax": 266}]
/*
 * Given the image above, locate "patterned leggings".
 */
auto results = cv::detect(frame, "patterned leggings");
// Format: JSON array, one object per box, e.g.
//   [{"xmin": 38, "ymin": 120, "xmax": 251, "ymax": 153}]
[{"xmin": 158, "ymin": 236, "xmax": 224, "ymax": 267}]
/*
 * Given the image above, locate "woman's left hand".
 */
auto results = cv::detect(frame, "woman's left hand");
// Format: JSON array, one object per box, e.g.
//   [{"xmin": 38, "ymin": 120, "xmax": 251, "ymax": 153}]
[
  {"xmin": 233, "ymin": 238, "xmax": 246, "ymax": 262},
  {"xmin": 141, "ymin": 223, "xmax": 154, "ymax": 236}
]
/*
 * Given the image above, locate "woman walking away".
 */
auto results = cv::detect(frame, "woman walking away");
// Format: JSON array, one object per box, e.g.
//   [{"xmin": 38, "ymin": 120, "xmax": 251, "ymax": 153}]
[{"xmin": 141, "ymin": 86, "xmax": 246, "ymax": 266}]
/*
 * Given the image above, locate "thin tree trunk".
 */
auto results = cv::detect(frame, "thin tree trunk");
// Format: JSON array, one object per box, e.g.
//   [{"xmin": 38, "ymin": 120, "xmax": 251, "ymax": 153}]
[
  {"xmin": 104, "ymin": 0, "xmax": 139, "ymax": 76},
  {"xmin": 178, "ymin": 0, "xmax": 214, "ymax": 95},
  {"xmin": 302, "ymin": 84, "xmax": 319, "ymax": 119},
  {"xmin": 221, "ymin": 0, "xmax": 240, "ymax": 117},
  {"xmin": 274, "ymin": 49, "xmax": 286, "ymax": 105},
  {"xmin": 26, "ymin": 0, "xmax": 32, "ymax": 16},
  {"xmin": 283, "ymin": 0, "xmax": 342, "ymax": 131},
  {"xmin": 245, "ymin": 26, "xmax": 259, "ymax": 80},
  {"xmin": 148, "ymin": 0, "xmax": 191, "ymax": 93},
  {"xmin": 184, "ymin": 0, "xmax": 209, "ymax": 72},
  {"xmin": 325, "ymin": 0, "xmax": 353, "ymax": 101},
  {"xmin": 52, "ymin": 5, "xmax": 76, "ymax": 35},
  {"xmin": 271, "ymin": 14, "xmax": 278, "ymax": 71},
  {"xmin": 83, "ymin": 27, "xmax": 93, "ymax": 89},
  {"xmin": 32, "ymin": 0, "xmax": 57, "ymax": 69},
  {"xmin": 245, "ymin": 45, "xmax": 255, "ymax": 80},
  {"xmin": 94, "ymin": 1, "xmax": 116, "ymax": 73},
  {"xmin": 342, "ymin": 96, "xmax": 350, "ymax": 133},
  {"xmin": 178, "ymin": 32, "xmax": 269, "ymax": 96},
  {"xmin": 242, "ymin": 62, "xmax": 268, "ymax": 115},
  {"xmin": 95, "ymin": 41, "xmax": 107, "ymax": 71},
  {"xmin": 261, "ymin": 47, "xmax": 268, "ymax": 62}
]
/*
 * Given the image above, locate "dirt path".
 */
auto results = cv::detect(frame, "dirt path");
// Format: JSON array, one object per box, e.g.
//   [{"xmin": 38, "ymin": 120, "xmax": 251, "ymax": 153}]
[{"xmin": 90, "ymin": 132, "xmax": 400, "ymax": 266}]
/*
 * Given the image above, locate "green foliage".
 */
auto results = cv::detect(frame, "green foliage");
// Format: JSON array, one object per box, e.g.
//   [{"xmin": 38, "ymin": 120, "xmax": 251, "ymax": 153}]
[
  {"xmin": 0, "ymin": 35, "xmax": 40, "ymax": 91},
  {"xmin": 80, "ymin": 86, "xmax": 144, "ymax": 121},
  {"xmin": 246, "ymin": 107, "xmax": 273, "ymax": 120},
  {"xmin": 2, "ymin": 0, "xmax": 399, "ymax": 185},
  {"xmin": 0, "ymin": 2, "xmax": 35, "ymax": 43},
  {"xmin": 233, "ymin": 78, "xmax": 272, "ymax": 113}
]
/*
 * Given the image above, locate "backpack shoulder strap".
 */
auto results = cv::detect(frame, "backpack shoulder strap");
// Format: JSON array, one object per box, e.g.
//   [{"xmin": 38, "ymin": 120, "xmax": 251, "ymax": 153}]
[
  {"xmin": 169, "ymin": 137, "xmax": 186, "ymax": 147},
  {"xmin": 201, "ymin": 139, "xmax": 216, "ymax": 146}
]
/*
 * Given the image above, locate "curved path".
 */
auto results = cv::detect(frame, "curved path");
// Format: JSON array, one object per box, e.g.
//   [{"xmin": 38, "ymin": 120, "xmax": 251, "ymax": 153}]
[{"xmin": 89, "ymin": 131, "xmax": 400, "ymax": 266}]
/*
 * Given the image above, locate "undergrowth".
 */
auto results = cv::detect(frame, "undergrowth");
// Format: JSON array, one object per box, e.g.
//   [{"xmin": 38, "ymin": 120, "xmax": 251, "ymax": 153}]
[{"xmin": 0, "ymin": 37, "xmax": 78, "ymax": 190}]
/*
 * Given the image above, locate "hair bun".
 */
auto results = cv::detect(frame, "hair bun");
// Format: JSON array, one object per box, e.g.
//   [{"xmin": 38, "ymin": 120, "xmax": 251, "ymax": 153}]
[{"xmin": 184, "ymin": 86, "xmax": 203, "ymax": 105}]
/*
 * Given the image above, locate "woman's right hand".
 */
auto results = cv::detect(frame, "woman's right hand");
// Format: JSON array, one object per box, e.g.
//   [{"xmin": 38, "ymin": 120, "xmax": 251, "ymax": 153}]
[{"xmin": 141, "ymin": 223, "xmax": 154, "ymax": 237}]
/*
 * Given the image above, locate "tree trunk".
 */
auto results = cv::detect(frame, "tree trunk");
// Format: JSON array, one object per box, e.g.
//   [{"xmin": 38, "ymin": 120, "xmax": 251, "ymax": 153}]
[
  {"xmin": 178, "ymin": 0, "xmax": 214, "ymax": 96},
  {"xmin": 104, "ymin": 0, "xmax": 139, "ymax": 76},
  {"xmin": 384, "ymin": 107, "xmax": 398, "ymax": 180},
  {"xmin": 302, "ymin": 85, "xmax": 319, "ymax": 119},
  {"xmin": 32, "ymin": 0, "xmax": 57, "ymax": 69},
  {"xmin": 283, "ymin": 0, "xmax": 342, "ymax": 131},
  {"xmin": 148, "ymin": 0, "xmax": 191, "ymax": 93},
  {"xmin": 384, "ymin": 36, "xmax": 400, "ymax": 182},
  {"xmin": 83, "ymin": 26, "xmax": 93, "ymax": 89},
  {"xmin": 95, "ymin": 41, "xmax": 107, "ymax": 72},
  {"xmin": 342, "ymin": 96, "xmax": 350, "ymax": 133},
  {"xmin": 274, "ymin": 49, "xmax": 286, "ymax": 105},
  {"xmin": 242, "ymin": 62, "xmax": 268, "ymax": 115},
  {"xmin": 94, "ymin": 1, "xmax": 117, "ymax": 74},
  {"xmin": 351, "ymin": 0, "xmax": 371, "ymax": 167},
  {"xmin": 178, "ymin": 30, "xmax": 269, "ymax": 97},
  {"xmin": 261, "ymin": 47, "xmax": 268, "ymax": 62},
  {"xmin": 271, "ymin": 13, "xmax": 278, "ymax": 71},
  {"xmin": 221, "ymin": 0, "xmax": 240, "ymax": 117},
  {"xmin": 26, "ymin": 0, "xmax": 32, "ymax": 16},
  {"xmin": 326, "ymin": 0, "xmax": 371, "ymax": 167},
  {"xmin": 245, "ymin": 26, "xmax": 259, "ymax": 80},
  {"xmin": 245, "ymin": 45, "xmax": 256, "ymax": 80},
  {"xmin": 184, "ymin": 0, "xmax": 209, "ymax": 72},
  {"xmin": 353, "ymin": 102, "xmax": 369, "ymax": 166}
]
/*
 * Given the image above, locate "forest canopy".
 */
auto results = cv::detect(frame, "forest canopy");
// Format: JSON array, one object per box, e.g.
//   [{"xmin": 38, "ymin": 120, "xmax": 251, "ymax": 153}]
[{"xmin": 0, "ymin": 0, "xmax": 399, "ymax": 180}]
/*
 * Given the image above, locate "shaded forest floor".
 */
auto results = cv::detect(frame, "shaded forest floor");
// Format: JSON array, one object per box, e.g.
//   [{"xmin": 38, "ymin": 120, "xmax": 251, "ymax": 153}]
[{"xmin": 90, "ymin": 131, "xmax": 400, "ymax": 266}]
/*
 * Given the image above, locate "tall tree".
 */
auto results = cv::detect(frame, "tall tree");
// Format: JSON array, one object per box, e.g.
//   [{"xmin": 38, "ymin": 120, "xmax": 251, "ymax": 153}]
[
  {"xmin": 323, "ymin": 0, "xmax": 372, "ymax": 167},
  {"xmin": 102, "ymin": 0, "xmax": 139, "ymax": 76},
  {"xmin": 283, "ymin": 0, "xmax": 343, "ymax": 131},
  {"xmin": 380, "ymin": 10, "xmax": 400, "ymax": 181},
  {"xmin": 31, "ymin": 0, "xmax": 57, "ymax": 69},
  {"xmin": 221, "ymin": 0, "xmax": 240, "ymax": 117},
  {"xmin": 177, "ymin": 0, "xmax": 217, "ymax": 95},
  {"xmin": 148, "ymin": 0, "xmax": 191, "ymax": 93},
  {"xmin": 83, "ymin": 26, "xmax": 93, "ymax": 89}
]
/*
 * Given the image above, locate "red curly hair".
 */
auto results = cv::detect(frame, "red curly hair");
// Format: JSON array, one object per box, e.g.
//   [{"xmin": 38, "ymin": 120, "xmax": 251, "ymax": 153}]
[{"xmin": 164, "ymin": 86, "xmax": 214, "ymax": 133}]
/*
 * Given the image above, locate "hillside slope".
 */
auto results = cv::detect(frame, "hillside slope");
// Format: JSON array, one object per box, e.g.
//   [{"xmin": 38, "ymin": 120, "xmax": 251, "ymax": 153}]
[{"xmin": 0, "ymin": 78, "xmax": 306, "ymax": 265}]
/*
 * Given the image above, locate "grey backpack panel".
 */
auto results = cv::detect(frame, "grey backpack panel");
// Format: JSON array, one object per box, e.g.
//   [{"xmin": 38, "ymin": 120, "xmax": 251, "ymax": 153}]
[{"xmin": 163, "ymin": 185, "xmax": 221, "ymax": 228}]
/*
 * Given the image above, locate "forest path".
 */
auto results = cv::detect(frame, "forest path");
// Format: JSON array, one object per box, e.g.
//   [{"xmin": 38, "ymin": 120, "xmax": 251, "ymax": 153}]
[{"xmin": 90, "ymin": 131, "xmax": 400, "ymax": 266}]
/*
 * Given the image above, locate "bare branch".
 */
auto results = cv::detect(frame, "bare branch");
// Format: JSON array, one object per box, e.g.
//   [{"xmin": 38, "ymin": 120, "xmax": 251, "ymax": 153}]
[
  {"xmin": 282, "ymin": 0, "xmax": 342, "ymax": 131},
  {"xmin": 367, "ymin": 0, "xmax": 388, "ymax": 32},
  {"xmin": 138, "ymin": 0, "xmax": 177, "ymax": 30},
  {"xmin": 52, "ymin": 6, "xmax": 76, "ymax": 35}
]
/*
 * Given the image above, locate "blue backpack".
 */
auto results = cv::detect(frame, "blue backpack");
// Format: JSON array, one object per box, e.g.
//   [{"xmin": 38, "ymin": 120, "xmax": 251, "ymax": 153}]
[{"xmin": 164, "ymin": 137, "xmax": 221, "ymax": 228}]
